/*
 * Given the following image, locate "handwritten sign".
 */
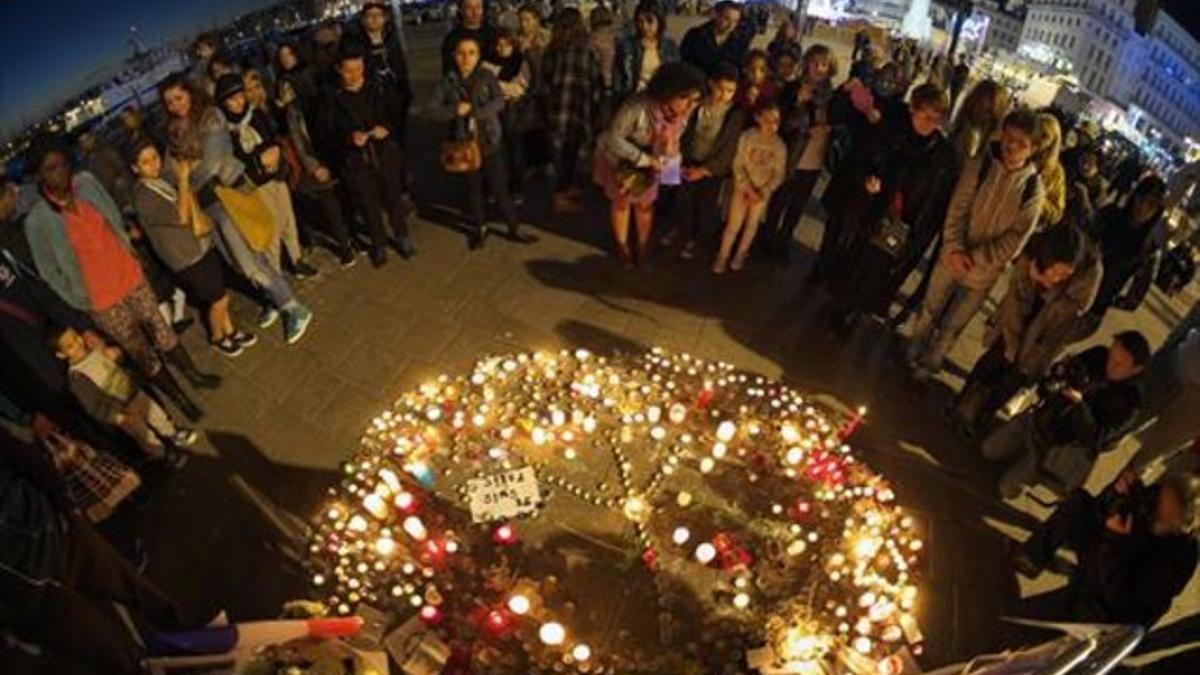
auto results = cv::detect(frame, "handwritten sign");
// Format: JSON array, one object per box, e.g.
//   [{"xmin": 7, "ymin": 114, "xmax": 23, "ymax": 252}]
[{"xmin": 466, "ymin": 466, "xmax": 541, "ymax": 523}]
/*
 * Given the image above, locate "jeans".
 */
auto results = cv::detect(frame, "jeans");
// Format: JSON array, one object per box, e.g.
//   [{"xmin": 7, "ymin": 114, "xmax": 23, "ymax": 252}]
[
  {"xmin": 907, "ymin": 261, "xmax": 992, "ymax": 372},
  {"xmin": 466, "ymin": 150, "xmax": 518, "ymax": 232},
  {"xmin": 982, "ymin": 413, "xmax": 1044, "ymax": 498},
  {"xmin": 255, "ymin": 180, "xmax": 303, "ymax": 272},
  {"xmin": 209, "ymin": 204, "xmax": 298, "ymax": 310}
]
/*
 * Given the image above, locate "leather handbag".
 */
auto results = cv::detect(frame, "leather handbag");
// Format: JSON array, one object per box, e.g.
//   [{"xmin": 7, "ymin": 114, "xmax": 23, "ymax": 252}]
[{"xmin": 441, "ymin": 116, "xmax": 482, "ymax": 174}]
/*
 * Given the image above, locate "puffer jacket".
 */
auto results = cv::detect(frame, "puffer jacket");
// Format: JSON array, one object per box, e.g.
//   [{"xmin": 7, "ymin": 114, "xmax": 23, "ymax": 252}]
[
  {"xmin": 988, "ymin": 235, "xmax": 1104, "ymax": 378},
  {"xmin": 941, "ymin": 142, "xmax": 1044, "ymax": 290}
]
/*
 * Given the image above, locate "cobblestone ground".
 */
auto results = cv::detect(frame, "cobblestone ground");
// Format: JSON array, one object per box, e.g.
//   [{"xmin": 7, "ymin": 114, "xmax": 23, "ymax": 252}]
[{"xmin": 107, "ymin": 18, "xmax": 1198, "ymax": 671}]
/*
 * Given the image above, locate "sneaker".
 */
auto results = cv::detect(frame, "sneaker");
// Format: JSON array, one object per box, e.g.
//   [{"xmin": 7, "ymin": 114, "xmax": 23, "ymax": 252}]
[
  {"xmin": 370, "ymin": 247, "xmax": 388, "ymax": 268},
  {"xmin": 283, "ymin": 305, "xmax": 314, "ymax": 344},
  {"xmin": 712, "ymin": 259, "xmax": 727, "ymax": 274},
  {"xmin": 393, "ymin": 237, "xmax": 417, "ymax": 260},
  {"xmin": 212, "ymin": 336, "xmax": 244, "ymax": 357},
  {"xmin": 172, "ymin": 429, "xmax": 199, "ymax": 447},
  {"xmin": 679, "ymin": 240, "xmax": 697, "ymax": 260},
  {"xmin": 292, "ymin": 260, "xmax": 319, "ymax": 280},
  {"xmin": 172, "ymin": 316, "xmax": 196, "ymax": 335},
  {"xmin": 338, "ymin": 246, "xmax": 357, "ymax": 268},
  {"xmin": 512, "ymin": 192, "xmax": 526, "ymax": 206},
  {"xmin": 730, "ymin": 253, "xmax": 747, "ymax": 271},
  {"xmin": 231, "ymin": 331, "xmax": 258, "ymax": 348},
  {"xmin": 257, "ymin": 306, "xmax": 280, "ymax": 329}
]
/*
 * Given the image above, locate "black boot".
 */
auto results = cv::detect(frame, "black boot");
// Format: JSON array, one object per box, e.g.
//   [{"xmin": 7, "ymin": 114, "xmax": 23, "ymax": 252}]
[
  {"xmin": 166, "ymin": 346, "xmax": 221, "ymax": 389},
  {"xmin": 151, "ymin": 368, "xmax": 203, "ymax": 422}
]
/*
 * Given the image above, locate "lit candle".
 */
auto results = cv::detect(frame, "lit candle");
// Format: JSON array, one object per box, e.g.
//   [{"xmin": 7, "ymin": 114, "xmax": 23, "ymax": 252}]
[
  {"xmin": 402, "ymin": 516, "xmax": 427, "ymax": 541},
  {"xmin": 539, "ymin": 621, "xmax": 566, "ymax": 646}
]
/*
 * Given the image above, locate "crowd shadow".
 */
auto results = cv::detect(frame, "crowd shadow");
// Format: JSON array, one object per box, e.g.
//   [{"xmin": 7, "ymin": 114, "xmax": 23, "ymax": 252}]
[{"xmin": 106, "ymin": 431, "xmax": 339, "ymax": 622}]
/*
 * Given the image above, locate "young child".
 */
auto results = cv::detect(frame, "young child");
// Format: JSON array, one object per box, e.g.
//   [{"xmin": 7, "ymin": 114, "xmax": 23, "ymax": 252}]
[
  {"xmin": 483, "ymin": 29, "xmax": 532, "ymax": 202},
  {"xmin": 54, "ymin": 326, "xmax": 195, "ymax": 466},
  {"xmin": 737, "ymin": 50, "xmax": 778, "ymax": 110},
  {"xmin": 714, "ymin": 102, "xmax": 787, "ymax": 273}
]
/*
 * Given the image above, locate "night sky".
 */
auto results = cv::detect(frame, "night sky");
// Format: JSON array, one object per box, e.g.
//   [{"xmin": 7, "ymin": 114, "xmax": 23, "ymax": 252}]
[
  {"xmin": 0, "ymin": 0, "xmax": 276, "ymax": 137},
  {"xmin": 0, "ymin": 1, "xmax": 1196, "ymax": 138}
]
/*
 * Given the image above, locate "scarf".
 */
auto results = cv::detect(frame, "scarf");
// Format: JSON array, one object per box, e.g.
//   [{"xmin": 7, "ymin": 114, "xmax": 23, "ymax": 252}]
[
  {"xmin": 226, "ymin": 106, "xmax": 265, "ymax": 155},
  {"xmin": 650, "ymin": 103, "xmax": 686, "ymax": 158}
]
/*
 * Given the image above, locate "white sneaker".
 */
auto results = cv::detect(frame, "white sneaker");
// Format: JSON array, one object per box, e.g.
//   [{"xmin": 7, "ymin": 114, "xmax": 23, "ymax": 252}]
[{"xmin": 712, "ymin": 259, "xmax": 727, "ymax": 274}]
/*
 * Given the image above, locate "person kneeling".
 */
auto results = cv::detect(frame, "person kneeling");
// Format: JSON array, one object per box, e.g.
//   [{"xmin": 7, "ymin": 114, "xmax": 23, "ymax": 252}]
[
  {"xmin": 982, "ymin": 331, "xmax": 1150, "ymax": 499},
  {"xmin": 53, "ymin": 326, "xmax": 194, "ymax": 467},
  {"xmin": 1013, "ymin": 470, "xmax": 1198, "ymax": 627}
]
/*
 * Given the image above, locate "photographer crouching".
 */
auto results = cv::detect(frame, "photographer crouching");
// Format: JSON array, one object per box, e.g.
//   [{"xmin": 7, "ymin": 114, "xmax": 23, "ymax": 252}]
[
  {"xmin": 1011, "ymin": 470, "xmax": 1198, "ymax": 627},
  {"xmin": 981, "ymin": 331, "xmax": 1151, "ymax": 499}
]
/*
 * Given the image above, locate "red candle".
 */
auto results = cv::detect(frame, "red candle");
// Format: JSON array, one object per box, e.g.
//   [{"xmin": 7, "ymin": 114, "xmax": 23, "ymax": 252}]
[{"xmin": 493, "ymin": 523, "xmax": 518, "ymax": 546}]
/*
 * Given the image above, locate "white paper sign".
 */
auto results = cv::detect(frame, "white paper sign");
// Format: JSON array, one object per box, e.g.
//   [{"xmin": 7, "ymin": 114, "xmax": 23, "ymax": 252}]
[{"xmin": 466, "ymin": 466, "xmax": 541, "ymax": 523}]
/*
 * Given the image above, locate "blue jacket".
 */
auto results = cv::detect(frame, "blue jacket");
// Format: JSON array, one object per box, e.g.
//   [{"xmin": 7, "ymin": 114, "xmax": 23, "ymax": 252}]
[
  {"xmin": 23, "ymin": 172, "xmax": 134, "ymax": 312},
  {"xmin": 613, "ymin": 33, "xmax": 681, "ymax": 99}
]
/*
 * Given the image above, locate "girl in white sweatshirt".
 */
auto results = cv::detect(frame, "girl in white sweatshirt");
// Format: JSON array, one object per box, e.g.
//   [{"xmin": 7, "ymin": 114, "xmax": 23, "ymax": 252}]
[{"xmin": 714, "ymin": 103, "xmax": 788, "ymax": 273}]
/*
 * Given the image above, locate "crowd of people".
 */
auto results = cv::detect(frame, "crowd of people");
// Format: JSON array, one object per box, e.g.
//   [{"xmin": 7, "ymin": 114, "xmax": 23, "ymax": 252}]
[{"xmin": 1, "ymin": 1, "xmax": 1199, "ymax": 672}]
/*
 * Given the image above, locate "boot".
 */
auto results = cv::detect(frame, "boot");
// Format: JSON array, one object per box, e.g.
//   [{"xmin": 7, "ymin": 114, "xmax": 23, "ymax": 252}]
[
  {"xmin": 166, "ymin": 346, "xmax": 221, "ymax": 389},
  {"xmin": 151, "ymin": 368, "xmax": 203, "ymax": 422}
]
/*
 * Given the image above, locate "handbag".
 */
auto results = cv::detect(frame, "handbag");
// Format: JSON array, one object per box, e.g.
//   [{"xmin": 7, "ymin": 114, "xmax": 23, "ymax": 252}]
[
  {"xmin": 869, "ymin": 214, "xmax": 911, "ymax": 259},
  {"xmin": 869, "ymin": 191, "xmax": 910, "ymax": 259},
  {"xmin": 214, "ymin": 185, "xmax": 275, "ymax": 252},
  {"xmin": 43, "ymin": 432, "xmax": 141, "ymax": 523},
  {"xmin": 441, "ymin": 116, "xmax": 483, "ymax": 174},
  {"xmin": 615, "ymin": 163, "xmax": 657, "ymax": 198}
]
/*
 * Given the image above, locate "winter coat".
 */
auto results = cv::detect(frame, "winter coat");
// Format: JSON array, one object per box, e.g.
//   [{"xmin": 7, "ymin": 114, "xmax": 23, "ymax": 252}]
[
  {"xmin": 613, "ymin": 34, "xmax": 681, "ymax": 99},
  {"xmin": 542, "ymin": 40, "xmax": 604, "ymax": 147},
  {"xmin": 679, "ymin": 20, "xmax": 753, "ymax": 76},
  {"xmin": 23, "ymin": 173, "xmax": 135, "ymax": 312},
  {"xmin": 427, "ymin": 67, "xmax": 507, "ymax": 155},
  {"xmin": 223, "ymin": 107, "xmax": 283, "ymax": 186},
  {"xmin": 941, "ymin": 143, "xmax": 1045, "ymax": 290},
  {"xmin": 777, "ymin": 76, "xmax": 835, "ymax": 176},
  {"xmin": 988, "ymin": 237, "xmax": 1104, "ymax": 378},
  {"xmin": 319, "ymin": 80, "xmax": 406, "ymax": 173},
  {"xmin": 1089, "ymin": 203, "xmax": 1169, "ymax": 314}
]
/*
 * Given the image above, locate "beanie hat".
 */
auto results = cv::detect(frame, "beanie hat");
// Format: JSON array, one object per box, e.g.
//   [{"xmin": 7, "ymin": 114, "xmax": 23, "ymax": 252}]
[{"xmin": 214, "ymin": 73, "xmax": 244, "ymax": 103}]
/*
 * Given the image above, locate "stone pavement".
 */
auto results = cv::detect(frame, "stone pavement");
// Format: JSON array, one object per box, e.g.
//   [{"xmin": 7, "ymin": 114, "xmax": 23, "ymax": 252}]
[{"xmin": 111, "ymin": 18, "xmax": 1199, "ymax": 673}]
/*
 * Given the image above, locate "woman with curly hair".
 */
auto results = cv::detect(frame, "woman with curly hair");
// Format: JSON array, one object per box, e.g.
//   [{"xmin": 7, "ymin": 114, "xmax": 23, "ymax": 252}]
[{"xmin": 595, "ymin": 61, "xmax": 706, "ymax": 266}]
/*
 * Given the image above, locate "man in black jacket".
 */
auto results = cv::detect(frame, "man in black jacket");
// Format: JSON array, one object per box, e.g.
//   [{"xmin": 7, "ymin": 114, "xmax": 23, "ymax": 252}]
[
  {"xmin": 679, "ymin": 1, "xmax": 752, "ymax": 77},
  {"xmin": 1013, "ymin": 469, "xmax": 1198, "ymax": 628},
  {"xmin": 983, "ymin": 331, "xmax": 1151, "ymax": 499},
  {"xmin": 347, "ymin": 1, "xmax": 414, "ymax": 149},
  {"xmin": 320, "ymin": 44, "xmax": 415, "ymax": 268}
]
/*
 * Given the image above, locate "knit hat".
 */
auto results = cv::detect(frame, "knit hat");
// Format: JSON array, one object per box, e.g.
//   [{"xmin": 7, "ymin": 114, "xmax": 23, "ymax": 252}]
[
  {"xmin": 214, "ymin": 73, "xmax": 244, "ymax": 103},
  {"xmin": 361, "ymin": 1, "xmax": 389, "ymax": 13}
]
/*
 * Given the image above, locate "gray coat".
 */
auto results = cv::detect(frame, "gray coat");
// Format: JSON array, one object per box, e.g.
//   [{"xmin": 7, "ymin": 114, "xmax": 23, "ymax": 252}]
[
  {"xmin": 942, "ymin": 144, "xmax": 1045, "ymax": 290},
  {"xmin": 598, "ymin": 94, "xmax": 658, "ymax": 168},
  {"xmin": 427, "ymin": 67, "xmax": 506, "ymax": 155},
  {"xmin": 988, "ymin": 239, "xmax": 1104, "ymax": 378}
]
